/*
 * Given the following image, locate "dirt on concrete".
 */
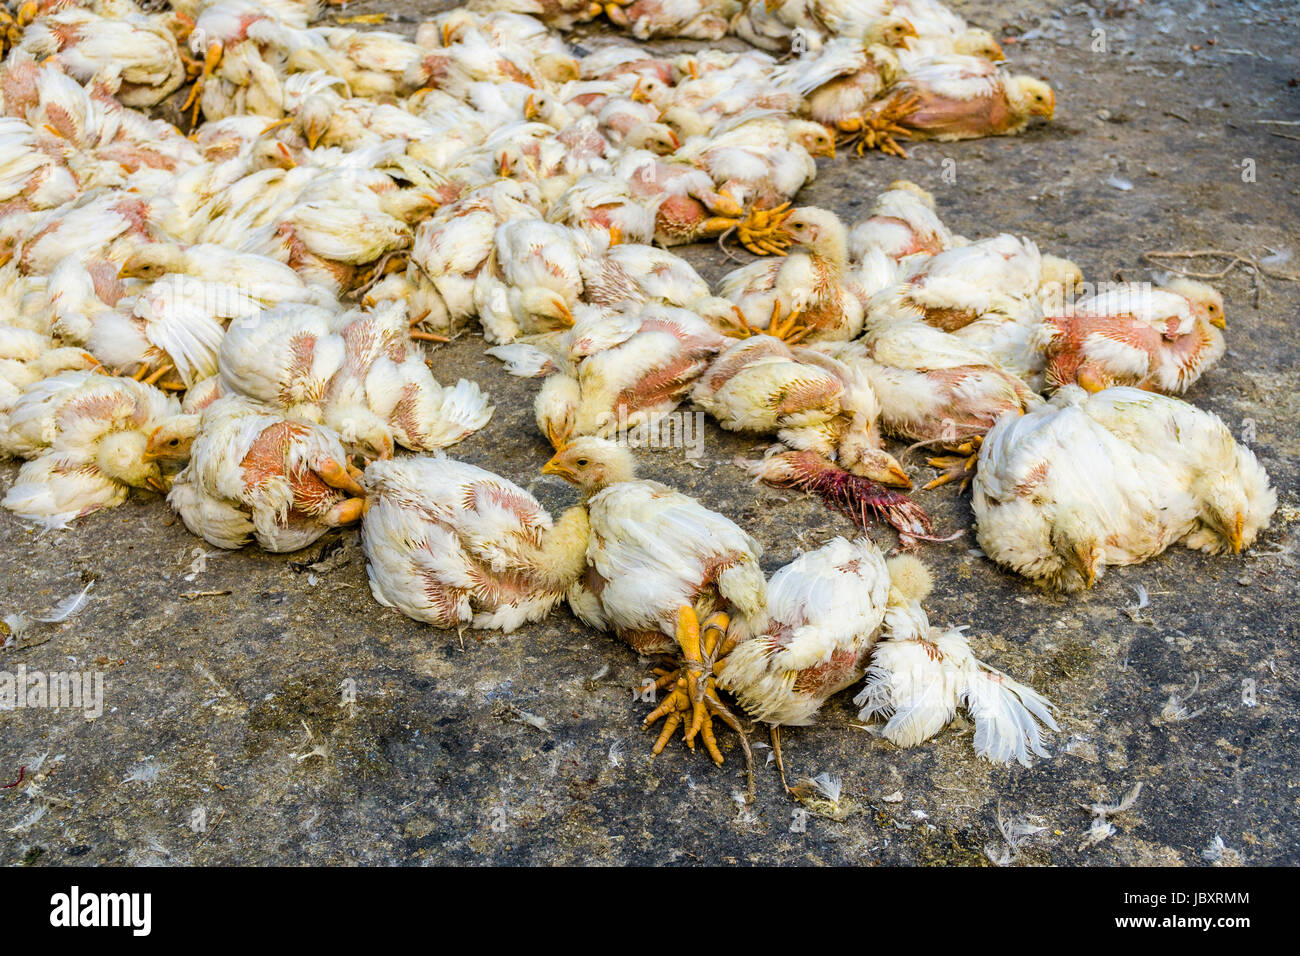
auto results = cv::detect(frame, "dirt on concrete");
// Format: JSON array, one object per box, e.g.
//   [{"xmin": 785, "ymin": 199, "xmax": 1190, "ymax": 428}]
[{"xmin": 1, "ymin": 0, "xmax": 1297, "ymax": 866}]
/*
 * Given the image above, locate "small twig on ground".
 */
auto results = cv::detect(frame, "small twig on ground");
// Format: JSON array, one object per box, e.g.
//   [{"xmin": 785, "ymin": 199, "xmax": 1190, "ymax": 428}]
[{"xmin": 1143, "ymin": 248, "xmax": 1299, "ymax": 308}]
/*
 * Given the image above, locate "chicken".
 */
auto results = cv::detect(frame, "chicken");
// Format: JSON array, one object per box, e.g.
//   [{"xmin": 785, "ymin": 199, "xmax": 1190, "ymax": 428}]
[
  {"xmin": 1080, "ymin": 388, "xmax": 1276, "ymax": 557},
  {"xmin": 217, "ymin": 302, "xmax": 345, "ymax": 420},
  {"xmin": 1, "ymin": 370, "xmax": 177, "ymax": 529},
  {"xmin": 674, "ymin": 110, "xmax": 836, "ymax": 215},
  {"xmin": 717, "ymin": 535, "xmax": 891, "ymax": 782},
  {"xmin": 167, "ymin": 394, "xmax": 366, "ymax": 553},
  {"xmin": 406, "ymin": 178, "xmax": 542, "ymax": 335},
  {"xmin": 691, "ymin": 334, "xmax": 909, "ymax": 485},
  {"xmin": 473, "ymin": 219, "xmax": 584, "ymax": 344},
  {"xmin": 534, "ymin": 304, "xmax": 726, "ymax": 448},
  {"xmin": 116, "ymin": 242, "xmax": 335, "ymax": 309},
  {"xmin": 846, "ymin": 179, "xmax": 962, "ymax": 263},
  {"xmin": 542, "ymin": 436, "xmax": 767, "ymax": 767},
  {"xmin": 858, "ymin": 54, "xmax": 1055, "ymax": 157},
  {"xmin": 970, "ymin": 386, "xmax": 1276, "ymax": 590},
  {"xmin": 322, "ymin": 303, "xmax": 493, "ymax": 458},
  {"xmin": 359, "ymin": 454, "xmax": 592, "ymax": 632},
  {"xmin": 771, "ymin": 23, "xmax": 912, "ymax": 132},
  {"xmin": 719, "ymin": 206, "xmax": 864, "ymax": 341},
  {"xmin": 819, "ymin": 328, "xmax": 1040, "ymax": 488},
  {"xmin": 853, "ymin": 556, "xmax": 1060, "ymax": 767},
  {"xmin": 19, "ymin": 7, "xmax": 187, "ymax": 108},
  {"xmin": 1039, "ymin": 279, "xmax": 1226, "ymax": 395},
  {"xmin": 865, "ymin": 233, "xmax": 1065, "ymax": 334},
  {"xmin": 606, "ymin": 0, "xmax": 734, "ymax": 40}
]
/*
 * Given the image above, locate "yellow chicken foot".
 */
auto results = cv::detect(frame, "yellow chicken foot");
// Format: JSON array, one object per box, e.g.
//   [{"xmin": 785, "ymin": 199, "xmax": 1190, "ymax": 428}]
[
  {"xmin": 181, "ymin": 40, "xmax": 223, "ymax": 128},
  {"xmin": 763, "ymin": 300, "xmax": 809, "ymax": 344},
  {"xmin": 853, "ymin": 95, "xmax": 921, "ymax": 158},
  {"xmin": 643, "ymin": 607, "xmax": 751, "ymax": 774},
  {"xmin": 324, "ymin": 497, "xmax": 367, "ymax": 526},
  {"xmin": 923, "ymin": 436, "xmax": 983, "ymax": 491},
  {"xmin": 737, "ymin": 203, "xmax": 794, "ymax": 256},
  {"xmin": 140, "ymin": 364, "xmax": 175, "ymax": 387},
  {"xmin": 314, "ymin": 456, "xmax": 366, "ymax": 497},
  {"xmin": 770, "ymin": 725, "xmax": 790, "ymax": 793}
]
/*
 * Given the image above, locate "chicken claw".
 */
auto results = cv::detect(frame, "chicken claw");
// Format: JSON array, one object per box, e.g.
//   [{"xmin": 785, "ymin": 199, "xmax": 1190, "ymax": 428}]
[
  {"xmin": 737, "ymin": 203, "xmax": 794, "ymax": 256},
  {"xmin": 181, "ymin": 39, "xmax": 223, "ymax": 128},
  {"xmin": 764, "ymin": 300, "xmax": 810, "ymax": 344},
  {"xmin": 848, "ymin": 95, "xmax": 921, "ymax": 159},
  {"xmin": 314, "ymin": 456, "xmax": 366, "ymax": 497},
  {"xmin": 924, "ymin": 436, "xmax": 983, "ymax": 491},
  {"xmin": 643, "ymin": 607, "xmax": 752, "ymax": 772}
]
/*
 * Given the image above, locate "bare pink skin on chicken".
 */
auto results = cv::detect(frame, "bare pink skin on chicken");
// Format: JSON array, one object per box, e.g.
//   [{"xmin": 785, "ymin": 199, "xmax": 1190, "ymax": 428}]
[
  {"xmin": 238, "ymin": 421, "xmax": 356, "ymax": 529},
  {"xmin": 754, "ymin": 449, "xmax": 941, "ymax": 546},
  {"xmin": 0, "ymin": 55, "xmax": 40, "ymax": 116},
  {"xmin": 413, "ymin": 481, "xmax": 563, "ymax": 627},
  {"xmin": 898, "ymin": 88, "xmax": 1017, "ymax": 139},
  {"xmin": 1043, "ymin": 312, "xmax": 1217, "ymax": 393},
  {"xmin": 914, "ymin": 365, "xmax": 1033, "ymax": 444}
]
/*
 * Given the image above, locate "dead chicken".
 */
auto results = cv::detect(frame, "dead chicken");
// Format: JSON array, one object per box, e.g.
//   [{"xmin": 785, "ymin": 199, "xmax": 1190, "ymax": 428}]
[
  {"xmin": 535, "ymin": 303, "xmax": 727, "ymax": 448},
  {"xmin": 1, "ymin": 369, "xmax": 178, "ymax": 529},
  {"xmin": 360, "ymin": 453, "xmax": 593, "ymax": 632},
  {"xmin": 846, "ymin": 179, "xmax": 963, "ymax": 263},
  {"xmin": 717, "ymin": 535, "xmax": 892, "ymax": 783},
  {"xmin": 1039, "ymin": 279, "xmax": 1226, "ymax": 395},
  {"xmin": 543, "ymin": 436, "xmax": 768, "ymax": 767},
  {"xmin": 971, "ymin": 385, "xmax": 1275, "ymax": 590},
  {"xmin": 167, "ymin": 394, "xmax": 366, "ymax": 553},
  {"xmin": 857, "ymin": 54, "xmax": 1055, "ymax": 157},
  {"xmin": 865, "ymin": 233, "xmax": 1076, "ymax": 335},
  {"xmin": 719, "ymin": 206, "xmax": 864, "ymax": 341},
  {"xmin": 606, "ymin": 0, "xmax": 735, "ymax": 40},
  {"xmin": 691, "ymin": 334, "xmax": 909, "ymax": 485},
  {"xmin": 818, "ymin": 327, "xmax": 1040, "ymax": 489}
]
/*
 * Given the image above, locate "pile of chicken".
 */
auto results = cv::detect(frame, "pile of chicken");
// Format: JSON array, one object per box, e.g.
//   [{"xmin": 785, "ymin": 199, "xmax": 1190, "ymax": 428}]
[{"xmin": 0, "ymin": 0, "xmax": 1274, "ymax": 789}]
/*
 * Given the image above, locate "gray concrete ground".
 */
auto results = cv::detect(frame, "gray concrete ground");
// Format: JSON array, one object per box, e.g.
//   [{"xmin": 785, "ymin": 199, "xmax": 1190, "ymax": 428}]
[{"xmin": 1, "ymin": 0, "xmax": 1297, "ymax": 866}]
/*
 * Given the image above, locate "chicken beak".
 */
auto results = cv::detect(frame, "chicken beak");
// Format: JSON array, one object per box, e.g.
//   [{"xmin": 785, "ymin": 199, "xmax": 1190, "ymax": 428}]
[
  {"xmin": 1069, "ymin": 543, "xmax": 1097, "ymax": 589},
  {"xmin": 988, "ymin": 44, "xmax": 1007, "ymax": 62},
  {"xmin": 523, "ymin": 93, "xmax": 538, "ymax": 121},
  {"xmin": 1230, "ymin": 513, "xmax": 1244, "ymax": 554},
  {"xmin": 900, "ymin": 21, "xmax": 919, "ymax": 48},
  {"xmin": 1210, "ymin": 314, "xmax": 1227, "ymax": 330},
  {"xmin": 441, "ymin": 22, "xmax": 455, "ymax": 46},
  {"xmin": 305, "ymin": 119, "xmax": 324, "ymax": 150},
  {"xmin": 541, "ymin": 454, "xmax": 576, "ymax": 483},
  {"xmin": 145, "ymin": 474, "xmax": 170, "ymax": 494}
]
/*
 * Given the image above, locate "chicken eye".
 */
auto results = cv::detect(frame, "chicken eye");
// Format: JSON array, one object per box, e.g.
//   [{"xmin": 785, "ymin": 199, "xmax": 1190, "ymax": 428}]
[
  {"xmin": 575, "ymin": 458, "xmax": 589, "ymax": 467},
  {"xmin": 169, "ymin": 438, "xmax": 180, "ymax": 446}
]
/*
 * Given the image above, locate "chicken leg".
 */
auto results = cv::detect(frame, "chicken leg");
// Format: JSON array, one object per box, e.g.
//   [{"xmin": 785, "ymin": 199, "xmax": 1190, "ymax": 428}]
[
  {"xmin": 844, "ymin": 94, "xmax": 921, "ymax": 159},
  {"xmin": 924, "ymin": 436, "xmax": 983, "ymax": 491},
  {"xmin": 643, "ymin": 607, "xmax": 752, "ymax": 773},
  {"xmin": 181, "ymin": 39, "xmax": 224, "ymax": 128},
  {"xmin": 737, "ymin": 202, "xmax": 794, "ymax": 256}
]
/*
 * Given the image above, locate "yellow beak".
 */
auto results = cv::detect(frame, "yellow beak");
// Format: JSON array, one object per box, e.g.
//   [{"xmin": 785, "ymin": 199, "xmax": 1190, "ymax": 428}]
[
  {"xmin": 1229, "ymin": 513, "xmax": 1244, "ymax": 554},
  {"xmin": 541, "ymin": 456, "xmax": 575, "ymax": 482}
]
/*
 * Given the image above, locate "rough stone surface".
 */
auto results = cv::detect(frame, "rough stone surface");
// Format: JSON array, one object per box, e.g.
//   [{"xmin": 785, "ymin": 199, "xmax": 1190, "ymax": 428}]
[{"xmin": 1, "ymin": 0, "xmax": 1297, "ymax": 866}]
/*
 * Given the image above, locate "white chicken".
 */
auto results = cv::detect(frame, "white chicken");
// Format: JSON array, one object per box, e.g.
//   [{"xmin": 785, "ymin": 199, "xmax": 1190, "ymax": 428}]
[
  {"xmin": 542, "ymin": 435, "xmax": 767, "ymax": 767},
  {"xmin": 1, "ymin": 369, "xmax": 177, "ymax": 528},
  {"xmin": 167, "ymin": 394, "xmax": 366, "ymax": 553},
  {"xmin": 1039, "ymin": 279, "xmax": 1226, "ymax": 395},
  {"xmin": 360, "ymin": 453, "xmax": 593, "ymax": 632},
  {"xmin": 971, "ymin": 386, "xmax": 1276, "ymax": 591}
]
